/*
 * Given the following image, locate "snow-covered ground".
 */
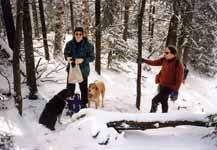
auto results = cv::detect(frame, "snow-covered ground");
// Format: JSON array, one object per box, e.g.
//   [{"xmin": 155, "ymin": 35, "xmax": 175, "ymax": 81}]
[{"xmin": 0, "ymin": 37, "xmax": 217, "ymax": 150}]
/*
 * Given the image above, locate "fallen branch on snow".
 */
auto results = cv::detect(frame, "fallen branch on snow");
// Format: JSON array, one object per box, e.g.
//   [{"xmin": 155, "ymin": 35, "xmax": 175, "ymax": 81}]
[{"xmin": 107, "ymin": 119, "xmax": 210, "ymax": 133}]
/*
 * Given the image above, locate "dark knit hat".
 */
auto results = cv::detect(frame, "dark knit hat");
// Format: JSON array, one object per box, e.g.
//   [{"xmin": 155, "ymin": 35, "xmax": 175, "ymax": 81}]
[
  {"xmin": 74, "ymin": 27, "xmax": 84, "ymax": 33},
  {"xmin": 167, "ymin": 46, "xmax": 177, "ymax": 55}
]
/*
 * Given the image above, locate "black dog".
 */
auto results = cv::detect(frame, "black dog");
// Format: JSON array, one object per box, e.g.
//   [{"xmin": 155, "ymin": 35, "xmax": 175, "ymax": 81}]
[{"xmin": 39, "ymin": 89, "xmax": 71, "ymax": 130}]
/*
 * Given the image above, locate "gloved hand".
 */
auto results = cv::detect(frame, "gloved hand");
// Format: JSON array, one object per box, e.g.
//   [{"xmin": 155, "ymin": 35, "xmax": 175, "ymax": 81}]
[
  {"xmin": 136, "ymin": 58, "xmax": 145, "ymax": 64},
  {"xmin": 170, "ymin": 90, "xmax": 178, "ymax": 101},
  {"xmin": 67, "ymin": 57, "xmax": 73, "ymax": 63}
]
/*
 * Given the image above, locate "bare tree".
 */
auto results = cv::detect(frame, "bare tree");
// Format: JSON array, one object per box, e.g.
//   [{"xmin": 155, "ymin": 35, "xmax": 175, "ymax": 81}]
[
  {"xmin": 181, "ymin": 1, "xmax": 195, "ymax": 65},
  {"xmin": 123, "ymin": 0, "xmax": 131, "ymax": 41},
  {"xmin": 148, "ymin": 0, "xmax": 155, "ymax": 52},
  {"xmin": 69, "ymin": 0, "xmax": 74, "ymax": 32},
  {"xmin": 53, "ymin": 1, "xmax": 65, "ymax": 58},
  {"xmin": 31, "ymin": 0, "xmax": 39, "ymax": 37},
  {"xmin": 13, "ymin": 0, "xmax": 24, "ymax": 116},
  {"xmin": 83, "ymin": 0, "xmax": 89, "ymax": 37},
  {"xmin": 136, "ymin": 0, "xmax": 146, "ymax": 110},
  {"xmin": 1, "ymin": 0, "xmax": 15, "ymax": 50},
  {"xmin": 95, "ymin": 0, "xmax": 101, "ymax": 75},
  {"xmin": 38, "ymin": 0, "xmax": 49, "ymax": 60},
  {"xmin": 23, "ymin": 0, "xmax": 38, "ymax": 99}
]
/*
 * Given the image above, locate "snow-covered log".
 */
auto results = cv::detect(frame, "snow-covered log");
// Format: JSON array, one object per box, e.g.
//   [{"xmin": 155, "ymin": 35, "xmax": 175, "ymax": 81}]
[{"xmin": 71, "ymin": 109, "xmax": 216, "ymax": 145}]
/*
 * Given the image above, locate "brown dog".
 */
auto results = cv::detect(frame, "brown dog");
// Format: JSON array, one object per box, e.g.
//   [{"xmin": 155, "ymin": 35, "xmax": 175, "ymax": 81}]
[{"xmin": 88, "ymin": 80, "xmax": 105, "ymax": 109}]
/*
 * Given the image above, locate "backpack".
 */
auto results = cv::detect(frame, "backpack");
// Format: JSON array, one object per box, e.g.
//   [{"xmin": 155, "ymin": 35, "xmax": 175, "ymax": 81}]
[
  {"xmin": 175, "ymin": 60, "xmax": 189, "ymax": 82},
  {"xmin": 66, "ymin": 93, "xmax": 81, "ymax": 117},
  {"xmin": 170, "ymin": 60, "xmax": 189, "ymax": 101}
]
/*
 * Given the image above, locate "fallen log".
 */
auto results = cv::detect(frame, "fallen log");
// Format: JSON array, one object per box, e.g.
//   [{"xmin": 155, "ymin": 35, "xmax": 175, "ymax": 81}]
[
  {"xmin": 71, "ymin": 109, "xmax": 217, "ymax": 145},
  {"xmin": 107, "ymin": 120, "xmax": 212, "ymax": 133}
]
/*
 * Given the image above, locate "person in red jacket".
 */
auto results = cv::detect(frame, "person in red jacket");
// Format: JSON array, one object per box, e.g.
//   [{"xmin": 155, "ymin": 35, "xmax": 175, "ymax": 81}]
[{"xmin": 140, "ymin": 46, "xmax": 184, "ymax": 113}]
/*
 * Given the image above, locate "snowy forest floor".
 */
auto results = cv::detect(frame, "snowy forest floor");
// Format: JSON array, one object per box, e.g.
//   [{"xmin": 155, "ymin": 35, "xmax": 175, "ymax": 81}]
[
  {"xmin": 0, "ymin": 36, "xmax": 217, "ymax": 149},
  {"xmin": 0, "ymin": 61, "xmax": 217, "ymax": 150}
]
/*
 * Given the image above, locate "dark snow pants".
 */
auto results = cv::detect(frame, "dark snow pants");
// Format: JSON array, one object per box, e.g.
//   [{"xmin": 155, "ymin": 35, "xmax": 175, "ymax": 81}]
[
  {"xmin": 150, "ymin": 85, "xmax": 173, "ymax": 113},
  {"xmin": 67, "ymin": 78, "xmax": 88, "ymax": 108}
]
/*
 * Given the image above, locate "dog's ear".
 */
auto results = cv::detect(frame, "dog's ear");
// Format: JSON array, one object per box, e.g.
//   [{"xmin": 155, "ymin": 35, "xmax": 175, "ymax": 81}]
[
  {"xmin": 95, "ymin": 86, "xmax": 98, "ymax": 91},
  {"xmin": 66, "ymin": 89, "xmax": 72, "ymax": 99},
  {"xmin": 93, "ymin": 84, "xmax": 98, "ymax": 91},
  {"xmin": 59, "ymin": 89, "xmax": 71, "ymax": 99},
  {"xmin": 89, "ymin": 83, "xmax": 93, "ymax": 88}
]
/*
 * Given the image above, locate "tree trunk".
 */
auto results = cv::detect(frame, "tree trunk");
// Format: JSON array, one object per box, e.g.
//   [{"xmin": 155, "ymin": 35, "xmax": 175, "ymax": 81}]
[
  {"xmin": 136, "ymin": 0, "xmax": 146, "ymax": 110},
  {"xmin": 123, "ymin": 0, "xmax": 130, "ymax": 41},
  {"xmin": 95, "ymin": 0, "xmax": 101, "ymax": 75},
  {"xmin": 46, "ymin": 0, "xmax": 55, "ymax": 31},
  {"xmin": 53, "ymin": 1, "xmax": 65, "ymax": 58},
  {"xmin": 182, "ymin": 44, "xmax": 191, "ymax": 65},
  {"xmin": 13, "ymin": 0, "xmax": 24, "ymax": 116},
  {"xmin": 177, "ymin": 1, "xmax": 194, "ymax": 64},
  {"xmin": 38, "ymin": 0, "xmax": 49, "ymax": 60},
  {"xmin": 166, "ymin": 0, "xmax": 179, "ymax": 47},
  {"xmin": 83, "ymin": 0, "xmax": 89, "ymax": 37},
  {"xmin": 74, "ymin": 1, "xmax": 82, "ymax": 27},
  {"xmin": 182, "ymin": 1, "xmax": 195, "ymax": 65},
  {"xmin": 31, "ymin": 0, "xmax": 39, "ymax": 37},
  {"xmin": 177, "ymin": 25, "xmax": 185, "ymax": 59},
  {"xmin": 23, "ymin": 0, "xmax": 38, "ymax": 99},
  {"xmin": 69, "ymin": 0, "xmax": 74, "ymax": 32},
  {"xmin": 148, "ymin": 0, "xmax": 155, "ymax": 52},
  {"xmin": 1, "ymin": 0, "xmax": 15, "ymax": 50}
]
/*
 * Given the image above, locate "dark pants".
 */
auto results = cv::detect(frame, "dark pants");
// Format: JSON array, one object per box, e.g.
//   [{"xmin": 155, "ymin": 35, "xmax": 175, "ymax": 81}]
[
  {"xmin": 67, "ymin": 78, "xmax": 88, "ymax": 108},
  {"xmin": 150, "ymin": 85, "xmax": 173, "ymax": 113}
]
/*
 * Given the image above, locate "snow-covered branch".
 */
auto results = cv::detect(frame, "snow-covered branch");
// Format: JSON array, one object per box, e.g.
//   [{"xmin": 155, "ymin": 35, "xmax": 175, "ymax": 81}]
[{"xmin": 0, "ymin": 38, "xmax": 26, "ymax": 75}]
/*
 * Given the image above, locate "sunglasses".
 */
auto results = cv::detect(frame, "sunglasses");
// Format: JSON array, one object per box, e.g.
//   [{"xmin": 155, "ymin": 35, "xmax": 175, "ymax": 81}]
[
  {"xmin": 164, "ymin": 51, "xmax": 170, "ymax": 55},
  {"xmin": 75, "ymin": 33, "xmax": 83, "ymax": 36}
]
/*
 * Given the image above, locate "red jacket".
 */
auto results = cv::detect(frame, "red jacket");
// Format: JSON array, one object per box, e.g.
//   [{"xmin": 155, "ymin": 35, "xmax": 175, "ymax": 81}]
[{"xmin": 144, "ymin": 57, "xmax": 184, "ymax": 92}]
